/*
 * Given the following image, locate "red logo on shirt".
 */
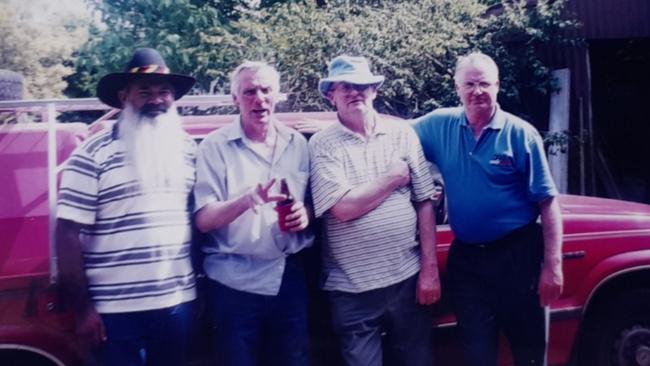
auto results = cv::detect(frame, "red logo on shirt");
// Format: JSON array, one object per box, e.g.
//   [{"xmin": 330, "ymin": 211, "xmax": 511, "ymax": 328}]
[{"xmin": 489, "ymin": 154, "xmax": 513, "ymax": 167}]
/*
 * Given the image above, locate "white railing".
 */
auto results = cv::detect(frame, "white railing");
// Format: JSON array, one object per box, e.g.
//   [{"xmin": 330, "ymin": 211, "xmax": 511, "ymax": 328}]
[{"xmin": 0, "ymin": 94, "xmax": 242, "ymax": 111}]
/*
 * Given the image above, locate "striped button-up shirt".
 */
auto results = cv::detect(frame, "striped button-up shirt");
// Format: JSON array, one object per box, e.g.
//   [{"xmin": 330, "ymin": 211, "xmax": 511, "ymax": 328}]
[{"xmin": 309, "ymin": 116, "xmax": 435, "ymax": 293}]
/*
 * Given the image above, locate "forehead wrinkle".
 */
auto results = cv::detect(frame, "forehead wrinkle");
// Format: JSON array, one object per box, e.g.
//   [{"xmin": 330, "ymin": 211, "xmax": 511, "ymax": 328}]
[{"xmin": 456, "ymin": 66, "xmax": 498, "ymax": 86}]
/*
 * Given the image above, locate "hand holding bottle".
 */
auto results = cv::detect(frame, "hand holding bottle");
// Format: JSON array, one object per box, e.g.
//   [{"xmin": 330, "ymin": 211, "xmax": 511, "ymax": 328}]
[{"xmin": 276, "ymin": 178, "xmax": 309, "ymax": 232}]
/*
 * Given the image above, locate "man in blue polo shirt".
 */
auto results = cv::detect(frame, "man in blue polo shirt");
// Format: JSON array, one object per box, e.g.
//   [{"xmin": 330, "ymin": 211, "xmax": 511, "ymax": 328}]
[{"xmin": 413, "ymin": 52, "xmax": 563, "ymax": 366}]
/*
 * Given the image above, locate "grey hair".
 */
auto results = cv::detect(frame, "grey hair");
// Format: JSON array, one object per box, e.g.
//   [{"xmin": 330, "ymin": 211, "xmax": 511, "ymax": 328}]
[
  {"xmin": 454, "ymin": 52, "xmax": 500, "ymax": 82},
  {"xmin": 229, "ymin": 61, "xmax": 281, "ymax": 96}
]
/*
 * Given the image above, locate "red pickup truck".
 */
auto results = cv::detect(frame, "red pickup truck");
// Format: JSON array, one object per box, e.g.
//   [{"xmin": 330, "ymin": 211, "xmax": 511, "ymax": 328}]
[{"xmin": 1, "ymin": 97, "xmax": 649, "ymax": 366}]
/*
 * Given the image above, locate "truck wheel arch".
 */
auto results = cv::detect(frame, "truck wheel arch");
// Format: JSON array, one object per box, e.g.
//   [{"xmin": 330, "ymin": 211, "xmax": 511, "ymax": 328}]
[
  {"xmin": 0, "ymin": 344, "xmax": 66, "ymax": 366},
  {"xmin": 577, "ymin": 265, "xmax": 650, "ymax": 365},
  {"xmin": 577, "ymin": 249, "xmax": 650, "ymax": 310},
  {"xmin": 0, "ymin": 324, "xmax": 84, "ymax": 366}
]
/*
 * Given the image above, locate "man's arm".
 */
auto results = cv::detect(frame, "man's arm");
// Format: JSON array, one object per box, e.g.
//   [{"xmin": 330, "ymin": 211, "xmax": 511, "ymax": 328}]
[
  {"xmin": 538, "ymin": 195, "xmax": 563, "ymax": 306},
  {"xmin": 329, "ymin": 159, "xmax": 410, "ymax": 222},
  {"xmin": 195, "ymin": 190, "xmax": 256, "ymax": 233},
  {"xmin": 195, "ymin": 179, "xmax": 285, "ymax": 233},
  {"xmin": 56, "ymin": 219, "xmax": 106, "ymax": 344},
  {"xmin": 415, "ymin": 200, "xmax": 441, "ymax": 305}
]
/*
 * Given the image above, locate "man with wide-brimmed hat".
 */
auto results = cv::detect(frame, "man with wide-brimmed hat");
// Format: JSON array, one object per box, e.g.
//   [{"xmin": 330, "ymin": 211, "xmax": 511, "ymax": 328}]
[
  {"xmin": 309, "ymin": 55, "xmax": 441, "ymax": 366},
  {"xmin": 56, "ymin": 48, "xmax": 197, "ymax": 366}
]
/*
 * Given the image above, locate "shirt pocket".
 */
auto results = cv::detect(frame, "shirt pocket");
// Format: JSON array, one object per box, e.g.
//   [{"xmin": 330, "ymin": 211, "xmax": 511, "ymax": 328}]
[{"xmin": 482, "ymin": 151, "xmax": 520, "ymax": 185}]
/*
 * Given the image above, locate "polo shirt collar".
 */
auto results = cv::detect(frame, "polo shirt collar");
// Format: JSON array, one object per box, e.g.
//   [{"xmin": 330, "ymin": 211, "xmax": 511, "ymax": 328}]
[
  {"xmin": 374, "ymin": 116, "xmax": 391, "ymax": 135},
  {"xmin": 336, "ymin": 111, "xmax": 387, "ymax": 139},
  {"xmin": 461, "ymin": 104, "xmax": 506, "ymax": 130}
]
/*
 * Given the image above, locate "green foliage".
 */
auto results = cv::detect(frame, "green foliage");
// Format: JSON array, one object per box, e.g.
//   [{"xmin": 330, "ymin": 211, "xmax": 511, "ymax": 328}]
[
  {"xmin": 0, "ymin": 0, "xmax": 89, "ymax": 98},
  {"xmin": 224, "ymin": 1, "xmax": 475, "ymax": 114},
  {"xmin": 544, "ymin": 129, "xmax": 572, "ymax": 155},
  {"xmin": 222, "ymin": 0, "xmax": 578, "ymax": 117},
  {"xmin": 66, "ymin": 0, "xmax": 232, "ymax": 97},
  {"xmin": 479, "ymin": 0, "xmax": 503, "ymax": 6},
  {"xmin": 69, "ymin": 0, "xmax": 578, "ymax": 119}
]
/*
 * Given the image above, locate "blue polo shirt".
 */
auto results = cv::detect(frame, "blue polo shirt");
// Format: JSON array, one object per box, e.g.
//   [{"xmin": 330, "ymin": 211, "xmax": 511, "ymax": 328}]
[{"xmin": 412, "ymin": 106, "xmax": 557, "ymax": 243}]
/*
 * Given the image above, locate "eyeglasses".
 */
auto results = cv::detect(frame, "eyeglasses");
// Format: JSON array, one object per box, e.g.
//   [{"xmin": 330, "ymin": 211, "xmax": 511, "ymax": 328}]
[
  {"xmin": 332, "ymin": 82, "xmax": 374, "ymax": 93},
  {"xmin": 459, "ymin": 81, "xmax": 496, "ymax": 91}
]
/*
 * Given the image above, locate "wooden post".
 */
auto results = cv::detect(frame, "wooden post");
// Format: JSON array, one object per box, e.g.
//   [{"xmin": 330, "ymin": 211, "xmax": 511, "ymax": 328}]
[
  {"xmin": 548, "ymin": 69, "xmax": 570, "ymax": 194},
  {"xmin": 47, "ymin": 103, "xmax": 58, "ymax": 284}
]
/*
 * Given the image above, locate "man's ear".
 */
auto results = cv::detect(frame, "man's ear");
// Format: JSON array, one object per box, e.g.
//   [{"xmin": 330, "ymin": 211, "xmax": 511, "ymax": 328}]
[
  {"xmin": 368, "ymin": 85, "xmax": 378, "ymax": 100},
  {"xmin": 118, "ymin": 88, "xmax": 128, "ymax": 105},
  {"xmin": 232, "ymin": 94, "xmax": 240, "ymax": 108},
  {"xmin": 326, "ymin": 91, "xmax": 336, "ymax": 106}
]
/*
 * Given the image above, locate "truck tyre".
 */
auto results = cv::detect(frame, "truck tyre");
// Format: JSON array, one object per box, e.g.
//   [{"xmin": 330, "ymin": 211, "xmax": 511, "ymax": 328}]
[
  {"xmin": 0, "ymin": 69, "xmax": 24, "ymax": 101},
  {"xmin": 585, "ymin": 289, "xmax": 650, "ymax": 366}
]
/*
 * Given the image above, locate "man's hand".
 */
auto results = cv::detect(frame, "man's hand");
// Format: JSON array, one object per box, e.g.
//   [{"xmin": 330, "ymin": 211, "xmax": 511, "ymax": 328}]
[
  {"xmin": 538, "ymin": 260, "xmax": 563, "ymax": 306},
  {"xmin": 293, "ymin": 118, "xmax": 335, "ymax": 134},
  {"xmin": 281, "ymin": 200, "xmax": 309, "ymax": 232},
  {"xmin": 76, "ymin": 307, "xmax": 106, "ymax": 346},
  {"xmin": 538, "ymin": 196, "xmax": 563, "ymax": 306},
  {"xmin": 246, "ymin": 178, "xmax": 286, "ymax": 213},
  {"xmin": 385, "ymin": 158, "xmax": 410, "ymax": 189},
  {"xmin": 416, "ymin": 270, "xmax": 441, "ymax": 305}
]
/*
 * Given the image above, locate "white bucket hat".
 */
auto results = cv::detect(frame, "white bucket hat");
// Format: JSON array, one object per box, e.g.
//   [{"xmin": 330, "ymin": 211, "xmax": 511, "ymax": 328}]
[{"xmin": 318, "ymin": 55, "xmax": 385, "ymax": 97}]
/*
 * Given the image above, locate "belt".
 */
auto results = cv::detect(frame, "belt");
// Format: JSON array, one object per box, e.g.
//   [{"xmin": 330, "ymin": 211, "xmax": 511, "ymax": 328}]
[{"xmin": 455, "ymin": 221, "xmax": 540, "ymax": 249}]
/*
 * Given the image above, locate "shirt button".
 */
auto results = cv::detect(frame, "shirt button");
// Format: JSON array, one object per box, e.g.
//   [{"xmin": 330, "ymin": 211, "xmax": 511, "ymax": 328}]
[{"xmin": 469, "ymin": 152, "xmax": 473, "ymax": 156}]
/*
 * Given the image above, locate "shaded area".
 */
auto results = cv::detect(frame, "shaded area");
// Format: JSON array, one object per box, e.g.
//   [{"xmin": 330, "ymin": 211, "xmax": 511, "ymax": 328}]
[{"xmin": 590, "ymin": 38, "xmax": 650, "ymax": 203}]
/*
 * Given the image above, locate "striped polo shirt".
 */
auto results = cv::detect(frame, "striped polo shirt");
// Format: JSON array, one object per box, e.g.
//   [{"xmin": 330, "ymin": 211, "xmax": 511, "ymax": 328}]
[
  {"xmin": 309, "ymin": 116, "xmax": 435, "ymax": 293},
  {"xmin": 57, "ymin": 124, "xmax": 197, "ymax": 313}
]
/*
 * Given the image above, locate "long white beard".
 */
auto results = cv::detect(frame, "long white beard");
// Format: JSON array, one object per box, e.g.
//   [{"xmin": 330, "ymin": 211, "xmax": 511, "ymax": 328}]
[{"xmin": 119, "ymin": 104, "xmax": 187, "ymax": 189}]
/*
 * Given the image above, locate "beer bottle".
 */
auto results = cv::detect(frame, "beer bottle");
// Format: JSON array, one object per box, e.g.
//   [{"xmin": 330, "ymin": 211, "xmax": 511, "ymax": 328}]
[{"xmin": 276, "ymin": 178, "xmax": 295, "ymax": 231}]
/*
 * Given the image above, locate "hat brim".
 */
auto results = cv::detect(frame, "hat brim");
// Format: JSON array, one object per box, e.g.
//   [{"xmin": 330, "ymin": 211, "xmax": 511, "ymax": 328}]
[
  {"xmin": 97, "ymin": 72, "xmax": 196, "ymax": 109},
  {"xmin": 319, "ymin": 75, "xmax": 385, "ymax": 98}
]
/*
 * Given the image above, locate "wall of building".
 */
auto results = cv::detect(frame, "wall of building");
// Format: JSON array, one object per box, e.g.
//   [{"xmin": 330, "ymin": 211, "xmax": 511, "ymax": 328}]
[{"xmin": 531, "ymin": 0, "xmax": 650, "ymax": 201}]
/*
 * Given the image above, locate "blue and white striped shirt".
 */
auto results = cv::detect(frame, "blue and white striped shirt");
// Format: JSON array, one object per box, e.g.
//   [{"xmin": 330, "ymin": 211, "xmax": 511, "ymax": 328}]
[{"xmin": 57, "ymin": 124, "xmax": 197, "ymax": 313}]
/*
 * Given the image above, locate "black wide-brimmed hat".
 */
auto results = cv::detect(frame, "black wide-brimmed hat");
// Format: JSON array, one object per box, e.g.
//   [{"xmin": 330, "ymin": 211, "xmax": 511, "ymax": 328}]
[{"xmin": 96, "ymin": 48, "xmax": 196, "ymax": 108}]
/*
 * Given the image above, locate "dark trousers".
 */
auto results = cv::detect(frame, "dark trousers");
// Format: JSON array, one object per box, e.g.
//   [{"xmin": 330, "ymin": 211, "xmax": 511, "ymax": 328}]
[
  {"xmin": 98, "ymin": 301, "xmax": 193, "ymax": 366},
  {"xmin": 207, "ymin": 255, "xmax": 310, "ymax": 366},
  {"xmin": 328, "ymin": 274, "xmax": 434, "ymax": 366},
  {"xmin": 448, "ymin": 223, "xmax": 547, "ymax": 366}
]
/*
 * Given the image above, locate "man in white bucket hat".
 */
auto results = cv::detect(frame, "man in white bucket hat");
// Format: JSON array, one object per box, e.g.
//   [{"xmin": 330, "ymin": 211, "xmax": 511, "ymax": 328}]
[
  {"xmin": 317, "ymin": 55, "xmax": 385, "ymax": 98},
  {"xmin": 309, "ymin": 55, "xmax": 441, "ymax": 366}
]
